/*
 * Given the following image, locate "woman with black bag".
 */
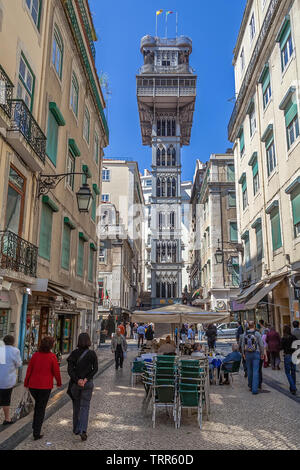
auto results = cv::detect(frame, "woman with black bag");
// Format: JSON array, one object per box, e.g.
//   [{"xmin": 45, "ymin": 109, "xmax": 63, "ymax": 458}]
[{"xmin": 67, "ymin": 333, "xmax": 98, "ymax": 441}]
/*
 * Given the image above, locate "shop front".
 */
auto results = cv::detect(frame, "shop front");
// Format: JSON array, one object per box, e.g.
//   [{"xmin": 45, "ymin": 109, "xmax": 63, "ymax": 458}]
[
  {"xmin": 0, "ymin": 289, "xmax": 11, "ymax": 339},
  {"xmin": 24, "ymin": 305, "xmax": 57, "ymax": 362},
  {"xmin": 55, "ymin": 313, "xmax": 78, "ymax": 354}
]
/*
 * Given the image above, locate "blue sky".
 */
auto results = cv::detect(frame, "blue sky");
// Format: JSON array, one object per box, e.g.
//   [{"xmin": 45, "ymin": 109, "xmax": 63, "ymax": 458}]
[{"xmin": 90, "ymin": 0, "xmax": 247, "ymax": 181}]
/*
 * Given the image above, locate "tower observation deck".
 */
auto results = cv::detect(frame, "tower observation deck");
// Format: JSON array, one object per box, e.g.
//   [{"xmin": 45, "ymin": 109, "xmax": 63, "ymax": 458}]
[{"xmin": 137, "ymin": 35, "xmax": 197, "ymax": 307}]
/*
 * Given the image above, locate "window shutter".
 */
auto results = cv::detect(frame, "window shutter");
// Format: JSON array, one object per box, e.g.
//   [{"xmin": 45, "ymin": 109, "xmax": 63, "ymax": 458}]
[
  {"xmin": 252, "ymin": 160, "xmax": 258, "ymax": 177},
  {"xmin": 256, "ymin": 225, "xmax": 263, "ymax": 260},
  {"xmin": 271, "ymin": 210, "xmax": 282, "ymax": 251},
  {"xmin": 91, "ymin": 195, "xmax": 96, "ymax": 222},
  {"xmin": 61, "ymin": 223, "xmax": 71, "ymax": 270},
  {"xmin": 39, "ymin": 204, "xmax": 53, "ymax": 260},
  {"xmin": 77, "ymin": 238, "xmax": 84, "ymax": 277},
  {"xmin": 291, "ymin": 186, "xmax": 300, "ymax": 226},
  {"xmin": 240, "ymin": 131, "xmax": 245, "ymax": 152},
  {"xmin": 228, "ymin": 192, "xmax": 236, "ymax": 207},
  {"xmin": 46, "ymin": 111, "xmax": 58, "ymax": 166},
  {"xmin": 242, "ymin": 178, "xmax": 247, "ymax": 193},
  {"xmin": 88, "ymin": 247, "xmax": 94, "ymax": 282},
  {"xmin": 285, "ymin": 99, "xmax": 298, "ymax": 127},
  {"xmin": 227, "ymin": 165, "xmax": 235, "ymax": 182},
  {"xmin": 262, "ymin": 71, "xmax": 270, "ymax": 94},
  {"xmin": 266, "ymin": 133, "xmax": 274, "ymax": 149},
  {"xmin": 279, "ymin": 21, "xmax": 291, "ymax": 50},
  {"xmin": 230, "ymin": 222, "xmax": 238, "ymax": 242}
]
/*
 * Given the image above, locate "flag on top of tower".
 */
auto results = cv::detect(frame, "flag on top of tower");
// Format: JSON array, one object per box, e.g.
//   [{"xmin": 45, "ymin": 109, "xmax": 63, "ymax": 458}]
[
  {"xmin": 156, "ymin": 9, "xmax": 163, "ymax": 16},
  {"xmin": 166, "ymin": 11, "xmax": 174, "ymax": 16}
]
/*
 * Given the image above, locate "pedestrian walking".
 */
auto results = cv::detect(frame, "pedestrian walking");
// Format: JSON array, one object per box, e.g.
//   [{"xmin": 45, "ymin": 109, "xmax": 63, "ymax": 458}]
[
  {"xmin": 0, "ymin": 335, "xmax": 22, "ymax": 425},
  {"xmin": 266, "ymin": 327, "xmax": 281, "ymax": 370},
  {"xmin": 187, "ymin": 325, "xmax": 195, "ymax": 343},
  {"xmin": 126, "ymin": 322, "xmax": 131, "ymax": 339},
  {"xmin": 238, "ymin": 331, "xmax": 248, "ymax": 378},
  {"xmin": 236, "ymin": 321, "xmax": 244, "ymax": 343},
  {"xmin": 262, "ymin": 327, "xmax": 270, "ymax": 368},
  {"xmin": 67, "ymin": 333, "xmax": 98, "ymax": 441},
  {"xmin": 118, "ymin": 322, "xmax": 125, "ymax": 337},
  {"xmin": 241, "ymin": 321, "xmax": 265, "ymax": 395},
  {"xmin": 24, "ymin": 336, "xmax": 61, "ymax": 440},
  {"xmin": 145, "ymin": 323, "xmax": 154, "ymax": 345},
  {"xmin": 137, "ymin": 324, "xmax": 145, "ymax": 348},
  {"xmin": 133, "ymin": 323, "xmax": 138, "ymax": 341},
  {"xmin": 111, "ymin": 328, "xmax": 127, "ymax": 370},
  {"xmin": 292, "ymin": 320, "xmax": 300, "ymax": 340},
  {"xmin": 206, "ymin": 324, "xmax": 217, "ymax": 350},
  {"xmin": 280, "ymin": 325, "xmax": 297, "ymax": 395},
  {"xmin": 180, "ymin": 324, "xmax": 187, "ymax": 344}
]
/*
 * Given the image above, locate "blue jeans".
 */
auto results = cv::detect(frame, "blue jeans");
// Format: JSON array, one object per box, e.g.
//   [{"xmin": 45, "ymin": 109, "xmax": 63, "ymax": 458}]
[
  {"xmin": 245, "ymin": 351, "xmax": 261, "ymax": 394},
  {"xmin": 71, "ymin": 381, "xmax": 94, "ymax": 434},
  {"xmin": 284, "ymin": 355, "xmax": 297, "ymax": 392}
]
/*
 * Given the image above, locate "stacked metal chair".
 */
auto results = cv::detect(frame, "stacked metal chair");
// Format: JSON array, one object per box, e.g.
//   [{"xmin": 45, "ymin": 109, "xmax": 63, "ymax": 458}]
[{"xmin": 151, "ymin": 355, "xmax": 178, "ymax": 428}]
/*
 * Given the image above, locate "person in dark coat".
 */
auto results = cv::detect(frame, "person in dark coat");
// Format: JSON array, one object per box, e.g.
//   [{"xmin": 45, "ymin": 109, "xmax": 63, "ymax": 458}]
[
  {"xmin": 67, "ymin": 333, "xmax": 98, "ymax": 441},
  {"xmin": 266, "ymin": 327, "xmax": 281, "ymax": 370},
  {"xmin": 280, "ymin": 325, "xmax": 297, "ymax": 395},
  {"xmin": 206, "ymin": 324, "xmax": 217, "ymax": 350}
]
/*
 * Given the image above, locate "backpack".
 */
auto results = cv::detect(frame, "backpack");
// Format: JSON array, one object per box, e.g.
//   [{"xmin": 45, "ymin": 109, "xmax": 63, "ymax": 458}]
[{"xmin": 244, "ymin": 331, "xmax": 258, "ymax": 353}]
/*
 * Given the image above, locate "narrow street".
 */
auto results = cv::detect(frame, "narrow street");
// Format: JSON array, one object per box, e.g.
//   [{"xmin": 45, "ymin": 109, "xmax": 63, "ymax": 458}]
[{"xmin": 1, "ymin": 337, "xmax": 297, "ymax": 451}]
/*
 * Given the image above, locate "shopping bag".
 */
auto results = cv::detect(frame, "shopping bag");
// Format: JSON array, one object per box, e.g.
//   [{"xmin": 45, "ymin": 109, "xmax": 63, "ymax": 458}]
[{"xmin": 11, "ymin": 390, "xmax": 34, "ymax": 422}]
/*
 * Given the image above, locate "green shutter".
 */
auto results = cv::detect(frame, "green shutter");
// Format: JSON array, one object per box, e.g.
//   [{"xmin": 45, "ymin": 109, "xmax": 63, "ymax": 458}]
[
  {"xmin": 279, "ymin": 21, "xmax": 291, "ymax": 50},
  {"xmin": 285, "ymin": 99, "xmax": 298, "ymax": 127},
  {"xmin": 252, "ymin": 160, "xmax": 258, "ymax": 177},
  {"xmin": 262, "ymin": 71, "xmax": 270, "ymax": 94},
  {"xmin": 77, "ymin": 237, "xmax": 84, "ymax": 277},
  {"xmin": 240, "ymin": 131, "xmax": 245, "ymax": 153},
  {"xmin": 61, "ymin": 223, "xmax": 71, "ymax": 270},
  {"xmin": 91, "ymin": 195, "xmax": 96, "ymax": 222},
  {"xmin": 256, "ymin": 225, "xmax": 263, "ymax": 260},
  {"xmin": 230, "ymin": 222, "xmax": 238, "ymax": 242},
  {"xmin": 39, "ymin": 204, "xmax": 53, "ymax": 260},
  {"xmin": 242, "ymin": 178, "xmax": 247, "ymax": 192},
  {"xmin": 228, "ymin": 192, "xmax": 236, "ymax": 207},
  {"xmin": 291, "ymin": 186, "xmax": 300, "ymax": 226},
  {"xmin": 46, "ymin": 111, "xmax": 58, "ymax": 166},
  {"xmin": 270, "ymin": 210, "xmax": 282, "ymax": 251},
  {"xmin": 88, "ymin": 247, "xmax": 94, "ymax": 282},
  {"xmin": 266, "ymin": 133, "xmax": 274, "ymax": 149},
  {"xmin": 227, "ymin": 165, "xmax": 235, "ymax": 182}
]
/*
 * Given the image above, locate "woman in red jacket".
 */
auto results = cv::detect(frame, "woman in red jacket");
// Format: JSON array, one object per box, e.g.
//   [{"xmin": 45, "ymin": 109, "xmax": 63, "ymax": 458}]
[
  {"xmin": 24, "ymin": 336, "xmax": 62, "ymax": 440},
  {"xmin": 266, "ymin": 327, "xmax": 281, "ymax": 370}
]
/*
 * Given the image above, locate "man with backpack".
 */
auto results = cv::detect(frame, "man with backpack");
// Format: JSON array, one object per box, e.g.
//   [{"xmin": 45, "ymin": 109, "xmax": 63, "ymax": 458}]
[{"xmin": 241, "ymin": 321, "xmax": 265, "ymax": 395}]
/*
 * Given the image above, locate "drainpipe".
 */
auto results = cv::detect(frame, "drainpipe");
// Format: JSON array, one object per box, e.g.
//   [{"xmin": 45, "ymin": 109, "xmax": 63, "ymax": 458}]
[{"xmin": 18, "ymin": 291, "xmax": 29, "ymax": 383}]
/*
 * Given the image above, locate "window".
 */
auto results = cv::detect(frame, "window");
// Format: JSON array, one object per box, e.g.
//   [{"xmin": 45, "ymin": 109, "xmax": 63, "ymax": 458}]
[
  {"xmin": 251, "ymin": 157, "xmax": 260, "ymax": 195},
  {"xmin": 291, "ymin": 186, "xmax": 300, "ymax": 238},
  {"xmin": 228, "ymin": 192, "xmax": 236, "ymax": 208},
  {"xmin": 99, "ymin": 243, "xmax": 106, "ymax": 263},
  {"xmin": 249, "ymin": 107, "xmax": 256, "ymax": 137},
  {"xmin": 46, "ymin": 103, "xmax": 65, "ymax": 166},
  {"xmin": 230, "ymin": 222, "xmax": 238, "ymax": 242},
  {"xmin": 77, "ymin": 237, "xmax": 84, "ymax": 277},
  {"xmin": 98, "ymin": 279, "xmax": 104, "ymax": 305},
  {"xmin": 266, "ymin": 140, "xmax": 276, "ymax": 176},
  {"xmin": 66, "ymin": 151, "xmax": 75, "ymax": 190},
  {"xmin": 25, "ymin": 0, "xmax": 41, "ymax": 28},
  {"xmin": 270, "ymin": 208, "xmax": 282, "ymax": 251},
  {"xmin": 227, "ymin": 164, "xmax": 235, "ymax": 182},
  {"xmin": 52, "ymin": 25, "xmax": 63, "ymax": 78},
  {"xmin": 287, "ymin": 115, "xmax": 300, "ymax": 149},
  {"xmin": 146, "ymin": 179, "xmax": 152, "ymax": 187},
  {"xmin": 240, "ymin": 175, "xmax": 248, "ymax": 210},
  {"xmin": 260, "ymin": 66, "xmax": 271, "ymax": 109},
  {"xmin": 242, "ymin": 186, "xmax": 248, "ymax": 210},
  {"xmin": 83, "ymin": 106, "xmax": 90, "ymax": 143},
  {"xmin": 240, "ymin": 48, "xmax": 245, "ymax": 73},
  {"xmin": 243, "ymin": 233, "xmax": 251, "ymax": 268},
  {"xmin": 101, "ymin": 194, "xmax": 109, "ymax": 202},
  {"xmin": 39, "ymin": 198, "xmax": 58, "ymax": 260},
  {"xmin": 5, "ymin": 166, "xmax": 26, "ymax": 236},
  {"xmin": 17, "ymin": 54, "xmax": 35, "ymax": 110},
  {"xmin": 102, "ymin": 169, "xmax": 110, "ymax": 181},
  {"xmin": 255, "ymin": 224, "xmax": 263, "ymax": 261},
  {"xmin": 70, "ymin": 72, "xmax": 79, "ymax": 116},
  {"xmin": 157, "ymin": 119, "xmax": 176, "ymax": 137},
  {"xmin": 250, "ymin": 13, "xmax": 256, "ymax": 42},
  {"xmin": 61, "ymin": 223, "xmax": 71, "ymax": 270},
  {"xmin": 93, "ymin": 131, "xmax": 100, "ymax": 164},
  {"xmin": 280, "ymin": 24, "xmax": 293, "ymax": 72},
  {"xmin": 238, "ymin": 128, "xmax": 245, "ymax": 157}
]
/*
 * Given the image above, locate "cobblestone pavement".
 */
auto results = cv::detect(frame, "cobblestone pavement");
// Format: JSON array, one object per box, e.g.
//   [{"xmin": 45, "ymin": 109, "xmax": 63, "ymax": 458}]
[{"xmin": 15, "ymin": 344, "xmax": 300, "ymax": 451}]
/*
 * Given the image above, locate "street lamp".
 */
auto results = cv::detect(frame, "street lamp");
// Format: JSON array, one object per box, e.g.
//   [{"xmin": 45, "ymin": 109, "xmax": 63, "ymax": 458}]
[
  {"xmin": 37, "ymin": 172, "xmax": 93, "ymax": 213},
  {"xmin": 214, "ymin": 239, "xmax": 224, "ymax": 265}
]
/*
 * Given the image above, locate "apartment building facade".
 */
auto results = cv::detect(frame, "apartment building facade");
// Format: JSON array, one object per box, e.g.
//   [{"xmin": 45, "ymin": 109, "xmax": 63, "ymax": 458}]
[
  {"xmin": 0, "ymin": 0, "xmax": 108, "ymax": 356},
  {"xmin": 189, "ymin": 155, "xmax": 240, "ymax": 313},
  {"xmin": 98, "ymin": 159, "xmax": 145, "ymax": 322},
  {"xmin": 228, "ymin": 0, "xmax": 300, "ymax": 331}
]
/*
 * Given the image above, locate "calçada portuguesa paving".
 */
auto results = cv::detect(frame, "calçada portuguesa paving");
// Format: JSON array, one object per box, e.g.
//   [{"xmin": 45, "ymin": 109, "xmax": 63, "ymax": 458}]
[{"xmin": 1, "ymin": 339, "xmax": 300, "ymax": 451}]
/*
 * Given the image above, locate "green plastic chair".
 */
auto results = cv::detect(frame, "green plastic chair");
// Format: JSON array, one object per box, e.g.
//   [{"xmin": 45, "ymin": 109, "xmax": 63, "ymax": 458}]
[
  {"xmin": 220, "ymin": 360, "xmax": 241, "ymax": 386},
  {"xmin": 131, "ymin": 360, "xmax": 144, "ymax": 387},
  {"xmin": 177, "ymin": 382, "xmax": 204, "ymax": 429}
]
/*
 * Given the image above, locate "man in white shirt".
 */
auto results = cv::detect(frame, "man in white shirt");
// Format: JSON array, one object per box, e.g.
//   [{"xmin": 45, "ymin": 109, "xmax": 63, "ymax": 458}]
[
  {"xmin": 0, "ymin": 335, "xmax": 22, "ymax": 425},
  {"xmin": 137, "ymin": 324, "xmax": 145, "ymax": 348}
]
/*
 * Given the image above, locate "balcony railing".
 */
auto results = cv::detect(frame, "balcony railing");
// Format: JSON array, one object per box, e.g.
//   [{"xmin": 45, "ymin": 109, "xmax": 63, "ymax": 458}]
[
  {"xmin": 228, "ymin": 0, "xmax": 281, "ymax": 140},
  {"xmin": 0, "ymin": 64, "xmax": 14, "ymax": 118},
  {"xmin": 139, "ymin": 64, "xmax": 195, "ymax": 75},
  {"xmin": 137, "ymin": 86, "xmax": 196, "ymax": 97},
  {"xmin": 9, "ymin": 100, "xmax": 46, "ymax": 163},
  {"xmin": 0, "ymin": 231, "xmax": 38, "ymax": 277}
]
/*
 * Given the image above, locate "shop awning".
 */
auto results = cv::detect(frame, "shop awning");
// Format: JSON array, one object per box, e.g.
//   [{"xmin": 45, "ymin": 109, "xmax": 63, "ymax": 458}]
[
  {"xmin": 48, "ymin": 284, "xmax": 94, "ymax": 310},
  {"xmin": 237, "ymin": 281, "xmax": 264, "ymax": 302},
  {"xmin": 75, "ymin": 294, "xmax": 93, "ymax": 310},
  {"xmin": 243, "ymin": 278, "xmax": 284, "ymax": 310},
  {"xmin": 132, "ymin": 304, "xmax": 230, "ymax": 325},
  {"xmin": 48, "ymin": 285, "xmax": 77, "ymax": 300}
]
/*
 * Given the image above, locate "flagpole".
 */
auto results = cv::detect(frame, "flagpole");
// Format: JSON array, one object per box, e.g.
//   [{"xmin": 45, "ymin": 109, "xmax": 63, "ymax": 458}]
[
  {"xmin": 176, "ymin": 12, "xmax": 178, "ymax": 38},
  {"xmin": 165, "ymin": 12, "xmax": 168, "ymax": 38},
  {"xmin": 156, "ymin": 12, "xmax": 158, "ymax": 37}
]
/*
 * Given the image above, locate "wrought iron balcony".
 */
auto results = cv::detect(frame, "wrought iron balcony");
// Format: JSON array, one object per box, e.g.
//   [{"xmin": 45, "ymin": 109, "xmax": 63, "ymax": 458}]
[
  {"xmin": 0, "ymin": 64, "xmax": 14, "ymax": 119},
  {"xmin": 228, "ymin": 0, "xmax": 281, "ymax": 140},
  {"xmin": 0, "ymin": 231, "xmax": 38, "ymax": 278},
  {"xmin": 9, "ymin": 99, "xmax": 46, "ymax": 164}
]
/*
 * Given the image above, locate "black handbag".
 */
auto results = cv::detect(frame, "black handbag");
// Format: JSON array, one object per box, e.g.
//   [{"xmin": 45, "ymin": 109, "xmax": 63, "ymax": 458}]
[{"xmin": 67, "ymin": 349, "xmax": 90, "ymax": 400}]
